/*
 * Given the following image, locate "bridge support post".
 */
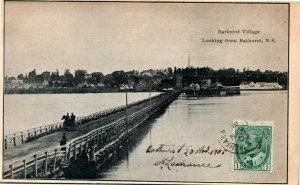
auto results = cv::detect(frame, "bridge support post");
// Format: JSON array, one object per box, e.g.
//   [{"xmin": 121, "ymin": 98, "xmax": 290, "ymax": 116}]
[
  {"xmin": 93, "ymin": 137, "xmax": 95, "ymax": 149},
  {"xmin": 34, "ymin": 155, "xmax": 37, "ymax": 178},
  {"xmin": 100, "ymin": 133, "xmax": 103, "ymax": 145},
  {"xmin": 149, "ymin": 87, "xmax": 152, "ymax": 115},
  {"xmin": 44, "ymin": 152, "xmax": 48, "ymax": 174},
  {"xmin": 34, "ymin": 128, "xmax": 37, "ymax": 138},
  {"xmin": 13, "ymin": 134, "xmax": 16, "ymax": 147},
  {"xmin": 4, "ymin": 136, "xmax": 7, "ymax": 150},
  {"xmin": 67, "ymin": 146, "xmax": 71, "ymax": 163},
  {"xmin": 96, "ymin": 130, "xmax": 100, "ymax": 144},
  {"xmin": 126, "ymin": 88, "xmax": 128, "ymax": 136},
  {"xmin": 21, "ymin": 132, "xmax": 24, "ymax": 144},
  {"xmin": 84, "ymin": 139, "xmax": 88, "ymax": 151},
  {"xmin": 9, "ymin": 164, "xmax": 13, "ymax": 179},
  {"xmin": 63, "ymin": 148, "xmax": 67, "ymax": 163},
  {"xmin": 28, "ymin": 131, "xmax": 30, "ymax": 141},
  {"xmin": 23, "ymin": 160, "xmax": 26, "ymax": 178},
  {"xmin": 79, "ymin": 143, "xmax": 82, "ymax": 156},
  {"xmin": 53, "ymin": 149, "xmax": 57, "ymax": 170},
  {"xmin": 73, "ymin": 144, "xmax": 76, "ymax": 160}
]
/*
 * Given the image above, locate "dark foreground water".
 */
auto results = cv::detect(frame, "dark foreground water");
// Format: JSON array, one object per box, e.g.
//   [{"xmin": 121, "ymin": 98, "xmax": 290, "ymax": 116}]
[{"xmin": 97, "ymin": 91, "xmax": 287, "ymax": 183}]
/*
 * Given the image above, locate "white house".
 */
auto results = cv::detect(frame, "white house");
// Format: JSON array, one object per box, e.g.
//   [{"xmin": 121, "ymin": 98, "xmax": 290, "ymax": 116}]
[
  {"xmin": 43, "ymin": 81, "xmax": 49, "ymax": 86},
  {"xmin": 240, "ymin": 81, "xmax": 255, "ymax": 89},
  {"xmin": 240, "ymin": 81, "xmax": 283, "ymax": 90}
]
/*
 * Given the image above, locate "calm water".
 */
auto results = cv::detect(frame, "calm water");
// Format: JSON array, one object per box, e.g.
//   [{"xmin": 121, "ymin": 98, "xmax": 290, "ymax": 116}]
[
  {"xmin": 4, "ymin": 92, "xmax": 160, "ymax": 135},
  {"xmin": 98, "ymin": 91, "xmax": 287, "ymax": 183},
  {"xmin": 4, "ymin": 91, "xmax": 288, "ymax": 183}
]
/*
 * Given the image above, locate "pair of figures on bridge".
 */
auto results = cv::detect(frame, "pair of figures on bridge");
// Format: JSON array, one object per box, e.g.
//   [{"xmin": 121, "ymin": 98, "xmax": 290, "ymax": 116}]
[{"xmin": 61, "ymin": 113, "xmax": 77, "ymax": 130}]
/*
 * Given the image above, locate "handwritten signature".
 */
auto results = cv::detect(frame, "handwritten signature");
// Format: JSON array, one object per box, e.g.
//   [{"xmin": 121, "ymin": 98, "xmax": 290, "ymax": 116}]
[
  {"xmin": 154, "ymin": 156, "xmax": 221, "ymax": 170},
  {"xmin": 146, "ymin": 143, "xmax": 227, "ymax": 156}
]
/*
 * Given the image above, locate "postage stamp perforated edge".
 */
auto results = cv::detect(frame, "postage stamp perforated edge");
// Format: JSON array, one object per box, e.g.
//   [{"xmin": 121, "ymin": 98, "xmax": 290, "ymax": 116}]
[{"xmin": 231, "ymin": 119, "xmax": 275, "ymax": 173}]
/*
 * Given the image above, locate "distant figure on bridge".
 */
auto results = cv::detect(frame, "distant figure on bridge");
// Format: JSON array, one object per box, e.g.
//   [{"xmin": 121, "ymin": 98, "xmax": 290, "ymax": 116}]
[
  {"xmin": 71, "ymin": 113, "xmax": 76, "ymax": 126},
  {"xmin": 62, "ymin": 113, "xmax": 70, "ymax": 130},
  {"xmin": 60, "ymin": 133, "xmax": 67, "ymax": 145},
  {"xmin": 87, "ymin": 146, "xmax": 95, "ymax": 161}
]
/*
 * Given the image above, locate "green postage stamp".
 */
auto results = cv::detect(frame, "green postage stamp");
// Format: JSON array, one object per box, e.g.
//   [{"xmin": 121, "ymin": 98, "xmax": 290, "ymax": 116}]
[{"xmin": 233, "ymin": 120, "xmax": 273, "ymax": 172}]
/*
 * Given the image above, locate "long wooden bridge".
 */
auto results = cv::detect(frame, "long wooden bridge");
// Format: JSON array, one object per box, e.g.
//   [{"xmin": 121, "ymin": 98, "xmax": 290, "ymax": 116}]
[{"xmin": 3, "ymin": 91, "xmax": 180, "ymax": 179}]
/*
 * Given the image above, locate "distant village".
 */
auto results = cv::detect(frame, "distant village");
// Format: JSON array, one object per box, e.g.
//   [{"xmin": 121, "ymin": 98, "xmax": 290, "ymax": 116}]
[{"xmin": 4, "ymin": 64, "xmax": 287, "ymax": 93}]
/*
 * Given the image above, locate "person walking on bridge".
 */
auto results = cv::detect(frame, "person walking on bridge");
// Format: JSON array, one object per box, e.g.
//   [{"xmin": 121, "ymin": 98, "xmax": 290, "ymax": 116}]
[
  {"xmin": 71, "ymin": 112, "xmax": 76, "ymax": 127},
  {"xmin": 60, "ymin": 133, "xmax": 67, "ymax": 145},
  {"xmin": 62, "ymin": 113, "xmax": 70, "ymax": 130}
]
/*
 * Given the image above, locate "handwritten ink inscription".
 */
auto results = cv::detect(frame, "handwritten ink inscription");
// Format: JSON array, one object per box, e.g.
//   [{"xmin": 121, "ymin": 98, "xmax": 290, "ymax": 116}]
[
  {"xmin": 154, "ymin": 156, "xmax": 221, "ymax": 170},
  {"xmin": 146, "ymin": 144, "xmax": 226, "ymax": 170}
]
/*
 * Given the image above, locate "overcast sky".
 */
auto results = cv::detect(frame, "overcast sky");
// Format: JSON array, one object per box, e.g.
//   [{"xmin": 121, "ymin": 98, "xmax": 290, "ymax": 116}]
[{"xmin": 5, "ymin": 2, "xmax": 288, "ymax": 76}]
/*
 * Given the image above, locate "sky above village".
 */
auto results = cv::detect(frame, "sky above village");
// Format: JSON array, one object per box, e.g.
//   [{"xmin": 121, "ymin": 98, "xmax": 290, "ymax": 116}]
[{"xmin": 5, "ymin": 2, "xmax": 288, "ymax": 76}]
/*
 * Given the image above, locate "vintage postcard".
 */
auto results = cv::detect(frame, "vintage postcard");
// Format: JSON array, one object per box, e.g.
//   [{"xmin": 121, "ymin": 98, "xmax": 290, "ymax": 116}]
[{"xmin": 1, "ymin": 1, "xmax": 299, "ymax": 184}]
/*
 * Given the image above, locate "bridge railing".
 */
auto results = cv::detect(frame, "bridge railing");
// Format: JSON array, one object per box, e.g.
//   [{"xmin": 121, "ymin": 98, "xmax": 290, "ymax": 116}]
[
  {"xmin": 4, "ymin": 92, "xmax": 164, "ymax": 150},
  {"xmin": 3, "ymin": 91, "xmax": 179, "ymax": 179},
  {"xmin": 4, "ymin": 122, "xmax": 64, "ymax": 150}
]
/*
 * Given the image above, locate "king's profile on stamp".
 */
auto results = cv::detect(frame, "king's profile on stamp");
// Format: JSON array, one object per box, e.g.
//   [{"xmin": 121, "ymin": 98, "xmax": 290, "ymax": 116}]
[{"xmin": 234, "ymin": 122, "xmax": 273, "ymax": 172}]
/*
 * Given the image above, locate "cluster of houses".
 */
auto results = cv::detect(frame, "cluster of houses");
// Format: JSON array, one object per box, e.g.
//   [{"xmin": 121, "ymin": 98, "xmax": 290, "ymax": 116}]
[
  {"xmin": 239, "ymin": 81, "xmax": 283, "ymax": 90},
  {"xmin": 119, "ymin": 81, "xmax": 157, "ymax": 91},
  {"xmin": 76, "ymin": 82, "xmax": 105, "ymax": 88},
  {"xmin": 5, "ymin": 79, "xmax": 50, "ymax": 89},
  {"xmin": 183, "ymin": 80, "xmax": 284, "ymax": 91},
  {"xmin": 5, "ymin": 78, "xmax": 157, "ymax": 92},
  {"xmin": 183, "ymin": 79, "xmax": 223, "ymax": 91},
  {"xmin": 5, "ymin": 73, "xmax": 284, "ymax": 92}
]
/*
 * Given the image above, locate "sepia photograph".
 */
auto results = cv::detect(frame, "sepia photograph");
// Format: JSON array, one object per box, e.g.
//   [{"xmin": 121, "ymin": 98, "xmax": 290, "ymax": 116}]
[{"xmin": 1, "ymin": 1, "xmax": 296, "ymax": 184}]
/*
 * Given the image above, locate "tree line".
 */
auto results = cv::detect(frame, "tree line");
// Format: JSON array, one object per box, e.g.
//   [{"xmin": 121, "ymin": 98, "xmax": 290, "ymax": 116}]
[
  {"xmin": 5, "ymin": 67, "xmax": 288, "ymax": 90},
  {"xmin": 174, "ymin": 67, "xmax": 287, "ymax": 88}
]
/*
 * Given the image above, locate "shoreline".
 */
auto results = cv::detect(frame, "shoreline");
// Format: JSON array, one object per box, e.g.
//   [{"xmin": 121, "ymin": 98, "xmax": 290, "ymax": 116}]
[
  {"xmin": 4, "ymin": 88, "xmax": 287, "ymax": 95},
  {"xmin": 4, "ymin": 88, "xmax": 160, "ymax": 94}
]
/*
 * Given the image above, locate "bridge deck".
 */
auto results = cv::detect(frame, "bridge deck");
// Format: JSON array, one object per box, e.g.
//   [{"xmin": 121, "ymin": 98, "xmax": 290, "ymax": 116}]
[{"xmin": 4, "ymin": 100, "xmax": 147, "ymax": 164}]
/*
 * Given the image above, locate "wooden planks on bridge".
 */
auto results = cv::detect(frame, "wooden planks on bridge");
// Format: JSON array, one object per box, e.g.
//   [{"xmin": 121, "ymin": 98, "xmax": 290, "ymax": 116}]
[{"xmin": 3, "ymin": 91, "xmax": 180, "ymax": 179}]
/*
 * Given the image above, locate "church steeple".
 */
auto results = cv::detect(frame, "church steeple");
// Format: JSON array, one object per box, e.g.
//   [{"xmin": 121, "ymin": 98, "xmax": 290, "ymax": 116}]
[{"xmin": 187, "ymin": 53, "xmax": 191, "ymax": 68}]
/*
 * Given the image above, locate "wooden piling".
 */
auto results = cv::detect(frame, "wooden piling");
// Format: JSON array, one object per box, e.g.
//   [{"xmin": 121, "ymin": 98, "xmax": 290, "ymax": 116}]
[
  {"xmin": 126, "ymin": 89, "xmax": 128, "ymax": 135},
  {"xmin": 23, "ymin": 160, "xmax": 27, "ymax": 178},
  {"xmin": 21, "ymin": 132, "xmax": 24, "ymax": 144},
  {"xmin": 13, "ymin": 134, "xmax": 16, "ymax": 147},
  {"xmin": 96, "ymin": 130, "xmax": 100, "ymax": 144},
  {"xmin": 67, "ymin": 146, "xmax": 71, "ymax": 163},
  {"xmin": 85, "ymin": 139, "xmax": 88, "ymax": 151},
  {"xmin": 73, "ymin": 144, "xmax": 76, "ymax": 160},
  {"xmin": 4, "ymin": 136, "xmax": 7, "ymax": 149},
  {"xmin": 44, "ymin": 152, "xmax": 48, "ymax": 174},
  {"xmin": 34, "ymin": 155, "xmax": 38, "ymax": 177},
  {"xmin": 79, "ymin": 143, "xmax": 82, "ymax": 155},
  {"xmin": 64, "ymin": 147, "xmax": 68, "ymax": 163},
  {"xmin": 9, "ymin": 164, "xmax": 13, "ymax": 179},
  {"xmin": 53, "ymin": 149, "xmax": 57, "ymax": 170}
]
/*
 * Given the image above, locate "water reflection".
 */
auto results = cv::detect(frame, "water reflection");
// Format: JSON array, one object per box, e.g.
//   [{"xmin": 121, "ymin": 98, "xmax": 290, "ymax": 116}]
[
  {"xmin": 97, "ymin": 108, "xmax": 168, "ymax": 179},
  {"xmin": 97, "ymin": 91, "xmax": 287, "ymax": 183}
]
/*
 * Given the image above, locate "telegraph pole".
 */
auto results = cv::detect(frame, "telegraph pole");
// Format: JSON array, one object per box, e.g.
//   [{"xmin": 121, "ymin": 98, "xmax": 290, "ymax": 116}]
[
  {"xmin": 149, "ymin": 86, "xmax": 152, "ymax": 115},
  {"xmin": 125, "ymin": 86, "xmax": 128, "ymax": 135}
]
